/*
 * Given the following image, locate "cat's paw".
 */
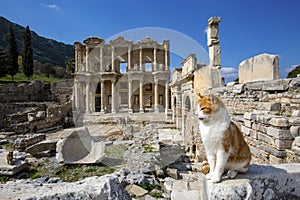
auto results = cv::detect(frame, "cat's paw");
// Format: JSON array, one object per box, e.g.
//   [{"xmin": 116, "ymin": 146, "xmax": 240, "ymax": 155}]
[
  {"xmin": 206, "ymin": 172, "xmax": 213, "ymax": 180},
  {"xmin": 212, "ymin": 175, "xmax": 222, "ymax": 183},
  {"xmin": 227, "ymin": 170, "xmax": 238, "ymax": 179}
]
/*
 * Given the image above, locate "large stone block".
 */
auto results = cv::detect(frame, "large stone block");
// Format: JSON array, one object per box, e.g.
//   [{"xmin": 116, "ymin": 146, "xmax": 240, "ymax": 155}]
[
  {"xmin": 262, "ymin": 79, "xmax": 291, "ymax": 91},
  {"xmin": 266, "ymin": 127, "xmax": 292, "ymax": 139},
  {"xmin": 56, "ymin": 127, "xmax": 105, "ymax": 164},
  {"xmin": 239, "ymin": 53, "xmax": 279, "ymax": 83}
]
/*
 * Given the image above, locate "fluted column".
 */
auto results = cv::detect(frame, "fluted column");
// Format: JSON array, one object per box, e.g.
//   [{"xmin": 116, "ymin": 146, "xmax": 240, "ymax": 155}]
[
  {"xmin": 100, "ymin": 80, "xmax": 104, "ymax": 113},
  {"xmin": 139, "ymin": 47, "xmax": 143, "ymax": 71},
  {"xmin": 165, "ymin": 81, "xmax": 169, "ymax": 114},
  {"xmin": 111, "ymin": 47, "xmax": 115, "ymax": 72},
  {"xmin": 128, "ymin": 47, "xmax": 131, "ymax": 71},
  {"xmin": 139, "ymin": 80, "xmax": 144, "ymax": 113},
  {"xmin": 153, "ymin": 48, "xmax": 157, "ymax": 71},
  {"xmin": 111, "ymin": 80, "xmax": 116, "ymax": 113},
  {"xmin": 154, "ymin": 80, "xmax": 159, "ymax": 113},
  {"xmin": 100, "ymin": 46, "xmax": 103, "ymax": 72},
  {"xmin": 85, "ymin": 46, "xmax": 89, "ymax": 72},
  {"xmin": 164, "ymin": 46, "xmax": 168, "ymax": 71},
  {"xmin": 85, "ymin": 81, "xmax": 90, "ymax": 113},
  {"xmin": 74, "ymin": 81, "xmax": 79, "ymax": 110},
  {"xmin": 128, "ymin": 80, "xmax": 133, "ymax": 113}
]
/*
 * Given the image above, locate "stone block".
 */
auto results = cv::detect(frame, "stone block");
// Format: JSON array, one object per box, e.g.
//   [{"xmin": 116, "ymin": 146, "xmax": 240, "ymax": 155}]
[
  {"xmin": 233, "ymin": 84, "xmax": 244, "ymax": 94},
  {"xmin": 26, "ymin": 139, "xmax": 57, "ymax": 157},
  {"xmin": 166, "ymin": 168, "xmax": 179, "ymax": 180},
  {"xmin": 56, "ymin": 127, "xmax": 105, "ymax": 164},
  {"xmin": 244, "ymin": 81, "xmax": 263, "ymax": 90},
  {"xmin": 260, "ymin": 144, "xmax": 286, "ymax": 158},
  {"xmin": 292, "ymin": 146, "xmax": 300, "ymax": 155},
  {"xmin": 274, "ymin": 139, "xmax": 293, "ymax": 149},
  {"xmin": 257, "ymin": 102, "xmax": 281, "ymax": 112},
  {"xmin": 266, "ymin": 127, "xmax": 292, "ymax": 139},
  {"xmin": 257, "ymin": 115, "xmax": 272, "ymax": 124},
  {"xmin": 244, "ymin": 120, "xmax": 252, "ymax": 128},
  {"xmin": 250, "ymin": 146, "xmax": 269, "ymax": 160},
  {"xmin": 269, "ymin": 155, "xmax": 284, "ymax": 164},
  {"xmin": 257, "ymin": 132, "xmax": 275, "ymax": 146},
  {"xmin": 244, "ymin": 112, "xmax": 259, "ymax": 120},
  {"xmin": 239, "ymin": 53, "xmax": 279, "ymax": 84},
  {"xmin": 249, "ymin": 129, "xmax": 258, "ymax": 139},
  {"xmin": 125, "ymin": 184, "xmax": 148, "ymax": 197},
  {"xmin": 252, "ymin": 123, "xmax": 267, "ymax": 133},
  {"xmin": 269, "ymin": 117, "xmax": 289, "ymax": 127},
  {"xmin": 289, "ymin": 117, "xmax": 300, "ymax": 126},
  {"xmin": 241, "ymin": 125, "xmax": 251, "ymax": 136},
  {"xmin": 262, "ymin": 79, "xmax": 291, "ymax": 91}
]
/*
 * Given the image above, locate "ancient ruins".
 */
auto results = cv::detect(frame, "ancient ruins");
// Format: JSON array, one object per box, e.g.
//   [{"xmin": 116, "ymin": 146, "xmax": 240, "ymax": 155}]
[{"xmin": 0, "ymin": 16, "xmax": 300, "ymax": 199}]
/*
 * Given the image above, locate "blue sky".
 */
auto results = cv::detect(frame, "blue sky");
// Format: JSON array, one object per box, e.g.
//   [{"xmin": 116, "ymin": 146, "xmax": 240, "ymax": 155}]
[{"xmin": 1, "ymin": 0, "xmax": 300, "ymax": 82}]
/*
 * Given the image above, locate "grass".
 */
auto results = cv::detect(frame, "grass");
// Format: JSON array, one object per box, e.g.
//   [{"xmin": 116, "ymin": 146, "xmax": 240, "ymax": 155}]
[{"xmin": 0, "ymin": 73, "xmax": 61, "ymax": 84}]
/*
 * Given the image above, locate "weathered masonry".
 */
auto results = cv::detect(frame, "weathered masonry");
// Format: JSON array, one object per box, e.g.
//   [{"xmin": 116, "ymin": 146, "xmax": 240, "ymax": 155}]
[{"xmin": 73, "ymin": 36, "xmax": 171, "ymax": 116}]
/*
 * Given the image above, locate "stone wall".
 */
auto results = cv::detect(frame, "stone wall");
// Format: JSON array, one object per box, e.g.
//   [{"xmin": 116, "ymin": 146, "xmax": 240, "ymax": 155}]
[{"xmin": 207, "ymin": 77, "xmax": 300, "ymax": 164}]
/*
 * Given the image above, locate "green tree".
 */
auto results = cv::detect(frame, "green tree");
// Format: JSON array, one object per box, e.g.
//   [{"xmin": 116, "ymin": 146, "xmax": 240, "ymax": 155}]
[
  {"xmin": 287, "ymin": 65, "xmax": 300, "ymax": 78},
  {"xmin": 6, "ymin": 24, "xmax": 19, "ymax": 80},
  {"xmin": 0, "ymin": 48, "xmax": 7, "ymax": 77},
  {"xmin": 65, "ymin": 58, "xmax": 75, "ymax": 75},
  {"xmin": 22, "ymin": 26, "xmax": 34, "ymax": 80}
]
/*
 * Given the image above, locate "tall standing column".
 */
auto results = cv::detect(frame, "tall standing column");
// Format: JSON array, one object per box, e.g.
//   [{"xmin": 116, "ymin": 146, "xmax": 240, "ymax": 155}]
[
  {"xmin": 139, "ymin": 80, "xmax": 144, "ymax": 113},
  {"xmin": 128, "ymin": 47, "xmax": 131, "ymax": 71},
  {"xmin": 111, "ymin": 80, "xmax": 116, "ymax": 113},
  {"xmin": 154, "ymin": 80, "xmax": 159, "ymax": 113},
  {"xmin": 165, "ymin": 81, "xmax": 169, "ymax": 114},
  {"xmin": 74, "ymin": 81, "xmax": 79, "ymax": 110},
  {"xmin": 139, "ymin": 47, "xmax": 143, "ymax": 71},
  {"xmin": 100, "ymin": 80, "xmax": 104, "ymax": 113},
  {"xmin": 85, "ymin": 46, "xmax": 89, "ymax": 72},
  {"xmin": 164, "ymin": 46, "xmax": 168, "ymax": 71},
  {"xmin": 128, "ymin": 80, "xmax": 133, "ymax": 113},
  {"xmin": 85, "ymin": 81, "xmax": 90, "ymax": 113},
  {"xmin": 100, "ymin": 46, "xmax": 103, "ymax": 72},
  {"xmin": 111, "ymin": 47, "xmax": 115, "ymax": 72},
  {"xmin": 153, "ymin": 48, "xmax": 157, "ymax": 71}
]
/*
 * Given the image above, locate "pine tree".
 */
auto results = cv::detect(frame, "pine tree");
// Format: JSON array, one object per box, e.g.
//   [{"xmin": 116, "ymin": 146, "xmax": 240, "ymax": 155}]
[
  {"xmin": 287, "ymin": 65, "xmax": 300, "ymax": 78},
  {"xmin": 0, "ymin": 48, "xmax": 7, "ymax": 77},
  {"xmin": 6, "ymin": 24, "xmax": 19, "ymax": 80},
  {"xmin": 22, "ymin": 26, "xmax": 34, "ymax": 80}
]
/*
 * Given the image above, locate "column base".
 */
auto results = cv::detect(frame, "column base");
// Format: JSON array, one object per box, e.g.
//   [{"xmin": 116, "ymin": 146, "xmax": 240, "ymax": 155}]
[
  {"xmin": 128, "ymin": 109, "xmax": 133, "ymax": 113},
  {"xmin": 139, "ymin": 109, "xmax": 144, "ymax": 113},
  {"xmin": 100, "ymin": 109, "xmax": 105, "ymax": 114},
  {"xmin": 111, "ymin": 109, "xmax": 116, "ymax": 114}
]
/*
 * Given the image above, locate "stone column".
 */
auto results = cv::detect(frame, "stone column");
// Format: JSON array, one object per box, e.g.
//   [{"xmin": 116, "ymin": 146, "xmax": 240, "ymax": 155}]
[
  {"xmin": 139, "ymin": 80, "xmax": 144, "ymax": 113},
  {"xmin": 207, "ymin": 17, "xmax": 221, "ymax": 68},
  {"xmin": 139, "ymin": 47, "xmax": 143, "ymax": 71},
  {"xmin": 111, "ymin": 47, "xmax": 115, "ymax": 72},
  {"xmin": 85, "ymin": 81, "xmax": 90, "ymax": 113},
  {"xmin": 111, "ymin": 80, "xmax": 116, "ymax": 113},
  {"xmin": 75, "ymin": 48, "xmax": 78, "ymax": 72},
  {"xmin": 154, "ymin": 80, "xmax": 159, "ymax": 113},
  {"xmin": 85, "ymin": 46, "xmax": 89, "ymax": 72},
  {"xmin": 100, "ymin": 46, "xmax": 103, "ymax": 72},
  {"xmin": 164, "ymin": 46, "xmax": 168, "ymax": 71},
  {"xmin": 128, "ymin": 80, "xmax": 133, "ymax": 113},
  {"xmin": 74, "ymin": 81, "xmax": 79, "ymax": 110},
  {"xmin": 100, "ymin": 80, "xmax": 104, "ymax": 113},
  {"xmin": 128, "ymin": 47, "xmax": 131, "ymax": 71},
  {"xmin": 165, "ymin": 81, "xmax": 169, "ymax": 114},
  {"xmin": 153, "ymin": 48, "xmax": 157, "ymax": 71}
]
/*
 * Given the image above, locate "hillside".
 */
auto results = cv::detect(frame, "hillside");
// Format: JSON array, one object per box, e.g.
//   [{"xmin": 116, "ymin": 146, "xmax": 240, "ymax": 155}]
[{"xmin": 0, "ymin": 16, "xmax": 74, "ymax": 67}]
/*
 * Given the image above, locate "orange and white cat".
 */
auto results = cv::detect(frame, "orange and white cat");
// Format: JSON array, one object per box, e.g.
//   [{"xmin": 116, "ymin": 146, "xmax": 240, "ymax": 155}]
[{"xmin": 195, "ymin": 93, "xmax": 251, "ymax": 183}]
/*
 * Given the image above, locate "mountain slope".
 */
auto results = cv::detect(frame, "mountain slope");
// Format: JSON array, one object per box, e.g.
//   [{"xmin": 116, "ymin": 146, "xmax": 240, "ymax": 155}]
[{"xmin": 0, "ymin": 16, "xmax": 74, "ymax": 67}]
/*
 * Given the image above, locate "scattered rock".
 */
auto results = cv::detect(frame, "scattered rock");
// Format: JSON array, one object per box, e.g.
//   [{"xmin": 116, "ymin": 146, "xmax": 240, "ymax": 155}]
[{"xmin": 125, "ymin": 184, "xmax": 148, "ymax": 197}]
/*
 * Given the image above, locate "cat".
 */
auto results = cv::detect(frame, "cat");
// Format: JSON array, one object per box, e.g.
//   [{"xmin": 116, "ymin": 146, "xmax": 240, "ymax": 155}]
[{"xmin": 195, "ymin": 93, "xmax": 251, "ymax": 183}]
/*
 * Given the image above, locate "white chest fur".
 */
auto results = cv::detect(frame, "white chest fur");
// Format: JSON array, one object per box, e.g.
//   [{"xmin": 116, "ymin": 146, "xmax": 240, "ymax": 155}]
[{"xmin": 198, "ymin": 107, "xmax": 231, "ymax": 154}]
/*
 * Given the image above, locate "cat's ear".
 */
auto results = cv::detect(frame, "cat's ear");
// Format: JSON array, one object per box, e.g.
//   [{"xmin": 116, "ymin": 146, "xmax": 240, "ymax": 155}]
[{"xmin": 195, "ymin": 92, "xmax": 203, "ymax": 100}]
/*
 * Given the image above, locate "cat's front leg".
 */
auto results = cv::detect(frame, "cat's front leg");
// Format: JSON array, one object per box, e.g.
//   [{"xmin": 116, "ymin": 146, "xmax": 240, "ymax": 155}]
[
  {"xmin": 206, "ymin": 154, "xmax": 216, "ymax": 180},
  {"xmin": 212, "ymin": 150, "xmax": 229, "ymax": 183}
]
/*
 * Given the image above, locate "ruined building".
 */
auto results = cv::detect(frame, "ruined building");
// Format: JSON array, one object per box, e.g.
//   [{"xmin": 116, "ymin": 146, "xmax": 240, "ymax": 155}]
[{"xmin": 73, "ymin": 36, "xmax": 171, "ymax": 123}]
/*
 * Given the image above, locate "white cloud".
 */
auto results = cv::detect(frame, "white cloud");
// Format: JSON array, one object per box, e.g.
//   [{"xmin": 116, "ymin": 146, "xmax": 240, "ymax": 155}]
[
  {"xmin": 284, "ymin": 64, "xmax": 299, "ymax": 74},
  {"xmin": 221, "ymin": 67, "xmax": 238, "ymax": 79},
  {"xmin": 40, "ymin": 3, "xmax": 61, "ymax": 12}
]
